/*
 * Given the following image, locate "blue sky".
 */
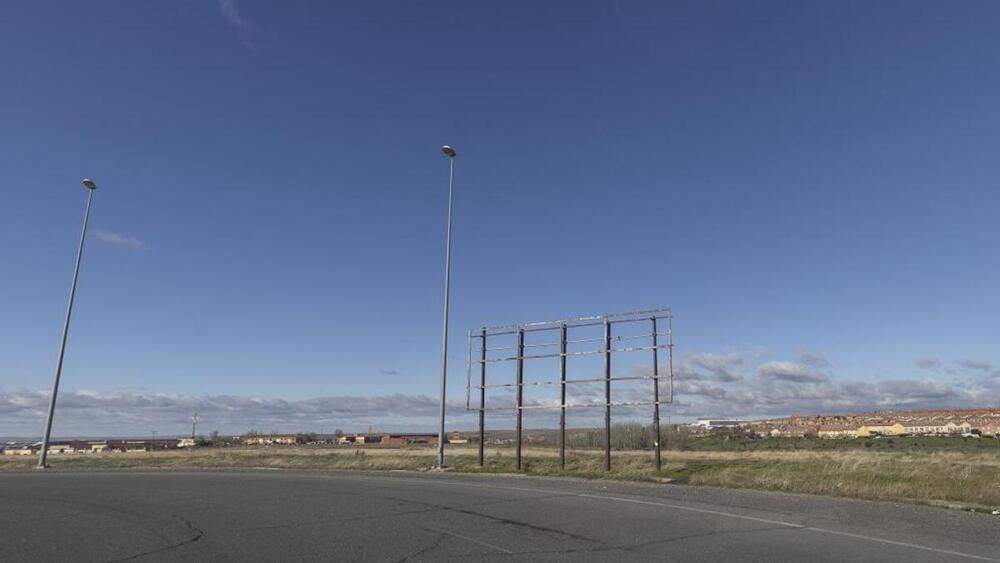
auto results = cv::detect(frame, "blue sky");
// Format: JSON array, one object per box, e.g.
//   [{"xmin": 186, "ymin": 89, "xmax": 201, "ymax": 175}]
[{"xmin": 2, "ymin": 1, "xmax": 998, "ymax": 436}]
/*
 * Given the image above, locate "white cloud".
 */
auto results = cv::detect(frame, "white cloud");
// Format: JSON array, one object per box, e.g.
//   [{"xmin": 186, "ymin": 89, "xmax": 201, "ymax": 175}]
[
  {"xmin": 216, "ymin": 0, "xmax": 257, "ymax": 51},
  {"xmin": 94, "ymin": 230, "xmax": 145, "ymax": 251}
]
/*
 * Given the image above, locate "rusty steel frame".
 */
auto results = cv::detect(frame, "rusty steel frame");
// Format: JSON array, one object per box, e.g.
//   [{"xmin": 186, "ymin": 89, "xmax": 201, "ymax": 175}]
[{"xmin": 465, "ymin": 308, "xmax": 674, "ymax": 472}]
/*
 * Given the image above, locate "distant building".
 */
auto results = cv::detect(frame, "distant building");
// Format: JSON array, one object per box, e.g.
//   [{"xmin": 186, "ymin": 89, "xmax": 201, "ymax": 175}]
[
  {"xmin": 335, "ymin": 434, "xmax": 381, "ymax": 445},
  {"xmin": 2, "ymin": 442, "xmax": 39, "ymax": 456},
  {"xmin": 691, "ymin": 419, "xmax": 742, "ymax": 429},
  {"xmin": 379, "ymin": 433, "xmax": 439, "ymax": 446},
  {"xmin": 243, "ymin": 434, "xmax": 303, "ymax": 446},
  {"xmin": 902, "ymin": 421, "xmax": 972, "ymax": 436},
  {"xmin": 817, "ymin": 425, "xmax": 859, "ymax": 439},
  {"xmin": 972, "ymin": 420, "xmax": 1000, "ymax": 437},
  {"xmin": 856, "ymin": 423, "xmax": 905, "ymax": 437}
]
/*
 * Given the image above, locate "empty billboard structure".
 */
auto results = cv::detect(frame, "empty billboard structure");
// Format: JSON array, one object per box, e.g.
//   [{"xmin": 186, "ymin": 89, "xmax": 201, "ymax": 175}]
[{"xmin": 466, "ymin": 308, "xmax": 674, "ymax": 471}]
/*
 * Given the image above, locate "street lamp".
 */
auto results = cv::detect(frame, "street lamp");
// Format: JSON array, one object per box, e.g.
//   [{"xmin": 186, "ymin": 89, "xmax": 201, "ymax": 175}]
[
  {"xmin": 436, "ymin": 145, "xmax": 456, "ymax": 468},
  {"xmin": 37, "ymin": 178, "xmax": 97, "ymax": 469}
]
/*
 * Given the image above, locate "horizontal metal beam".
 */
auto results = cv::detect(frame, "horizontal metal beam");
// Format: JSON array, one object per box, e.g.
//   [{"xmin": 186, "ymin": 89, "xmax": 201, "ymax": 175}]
[
  {"xmin": 486, "ymin": 340, "xmax": 561, "ymax": 352},
  {"xmin": 473, "ymin": 308, "xmax": 673, "ymax": 334},
  {"xmin": 475, "ymin": 374, "xmax": 665, "ymax": 389},
  {"xmin": 474, "ymin": 400, "xmax": 668, "ymax": 412},
  {"xmin": 481, "ymin": 332, "xmax": 670, "ymax": 352},
  {"xmin": 478, "ymin": 343, "xmax": 673, "ymax": 363}
]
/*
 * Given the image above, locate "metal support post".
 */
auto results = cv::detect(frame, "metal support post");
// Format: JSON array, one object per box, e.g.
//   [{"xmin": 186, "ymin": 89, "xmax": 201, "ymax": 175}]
[
  {"xmin": 604, "ymin": 320, "xmax": 612, "ymax": 472},
  {"xmin": 515, "ymin": 328, "xmax": 525, "ymax": 470},
  {"xmin": 668, "ymin": 314, "xmax": 674, "ymax": 404},
  {"xmin": 652, "ymin": 317, "xmax": 662, "ymax": 471},
  {"xmin": 478, "ymin": 328, "xmax": 487, "ymax": 466},
  {"xmin": 559, "ymin": 323, "xmax": 567, "ymax": 470}
]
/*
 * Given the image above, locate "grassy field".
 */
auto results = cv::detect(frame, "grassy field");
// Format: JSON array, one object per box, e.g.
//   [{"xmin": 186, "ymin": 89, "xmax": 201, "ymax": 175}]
[{"xmin": 3, "ymin": 444, "xmax": 999, "ymax": 512}]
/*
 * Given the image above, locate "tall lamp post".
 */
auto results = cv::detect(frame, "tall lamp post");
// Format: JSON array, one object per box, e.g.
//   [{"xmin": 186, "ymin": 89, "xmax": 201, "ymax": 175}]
[
  {"xmin": 436, "ymin": 145, "xmax": 456, "ymax": 468},
  {"xmin": 38, "ymin": 178, "xmax": 98, "ymax": 469}
]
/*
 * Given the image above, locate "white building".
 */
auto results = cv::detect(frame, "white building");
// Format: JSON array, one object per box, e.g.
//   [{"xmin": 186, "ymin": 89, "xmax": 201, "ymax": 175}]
[{"xmin": 692, "ymin": 419, "xmax": 742, "ymax": 429}]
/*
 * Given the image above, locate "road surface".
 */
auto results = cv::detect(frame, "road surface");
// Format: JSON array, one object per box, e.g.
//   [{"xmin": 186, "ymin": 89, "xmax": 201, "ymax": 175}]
[{"xmin": 1, "ymin": 470, "xmax": 997, "ymax": 561}]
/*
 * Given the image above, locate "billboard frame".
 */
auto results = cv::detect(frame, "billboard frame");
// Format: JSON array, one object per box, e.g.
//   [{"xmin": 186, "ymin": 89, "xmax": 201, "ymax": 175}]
[{"xmin": 466, "ymin": 308, "xmax": 674, "ymax": 471}]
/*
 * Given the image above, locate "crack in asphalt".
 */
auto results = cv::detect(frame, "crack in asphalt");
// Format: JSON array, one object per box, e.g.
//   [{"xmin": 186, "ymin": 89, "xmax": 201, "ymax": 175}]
[
  {"xmin": 108, "ymin": 514, "xmax": 204, "ymax": 562},
  {"xmin": 392, "ymin": 532, "xmax": 447, "ymax": 563},
  {"xmin": 234, "ymin": 492, "xmax": 633, "ymax": 559},
  {"xmin": 420, "ymin": 525, "xmax": 514, "ymax": 554},
  {"xmin": 377, "ymin": 495, "xmax": 609, "ymax": 547},
  {"xmin": 229, "ymin": 489, "xmax": 572, "ymax": 533},
  {"xmin": 0, "ymin": 493, "xmax": 179, "ymax": 548},
  {"xmin": 235, "ymin": 504, "xmax": 442, "ymax": 532}
]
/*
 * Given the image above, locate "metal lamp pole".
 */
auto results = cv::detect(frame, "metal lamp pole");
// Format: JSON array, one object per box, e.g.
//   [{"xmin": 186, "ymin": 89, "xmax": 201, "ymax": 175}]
[
  {"xmin": 38, "ymin": 178, "xmax": 98, "ymax": 469},
  {"xmin": 436, "ymin": 145, "xmax": 456, "ymax": 468}
]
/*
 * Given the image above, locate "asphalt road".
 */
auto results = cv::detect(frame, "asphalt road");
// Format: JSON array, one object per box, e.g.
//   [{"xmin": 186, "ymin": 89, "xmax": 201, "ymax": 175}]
[{"xmin": 1, "ymin": 470, "xmax": 998, "ymax": 562}]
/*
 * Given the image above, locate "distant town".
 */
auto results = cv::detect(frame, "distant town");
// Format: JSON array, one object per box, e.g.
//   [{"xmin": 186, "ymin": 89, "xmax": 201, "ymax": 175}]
[
  {"xmin": 5, "ymin": 406, "xmax": 999, "ymax": 456},
  {"xmin": 1, "ymin": 431, "xmax": 456, "ymax": 456},
  {"xmin": 694, "ymin": 406, "xmax": 1000, "ymax": 438}
]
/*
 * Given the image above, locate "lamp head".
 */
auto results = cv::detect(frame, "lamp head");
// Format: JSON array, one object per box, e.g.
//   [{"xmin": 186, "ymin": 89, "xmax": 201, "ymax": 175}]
[
  {"xmin": 82, "ymin": 178, "xmax": 97, "ymax": 190},
  {"xmin": 441, "ymin": 145, "xmax": 456, "ymax": 158}
]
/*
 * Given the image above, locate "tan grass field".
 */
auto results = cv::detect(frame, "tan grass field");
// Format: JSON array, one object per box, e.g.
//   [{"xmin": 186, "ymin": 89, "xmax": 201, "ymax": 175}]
[{"xmin": 3, "ymin": 445, "xmax": 998, "ymax": 511}]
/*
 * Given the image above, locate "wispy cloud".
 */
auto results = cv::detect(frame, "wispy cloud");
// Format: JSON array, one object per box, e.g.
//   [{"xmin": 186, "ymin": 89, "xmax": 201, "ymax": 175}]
[
  {"xmin": 798, "ymin": 347, "xmax": 829, "ymax": 368},
  {"xmin": 757, "ymin": 361, "xmax": 827, "ymax": 383},
  {"xmin": 94, "ymin": 229, "xmax": 145, "ymax": 252},
  {"xmin": 216, "ymin": 0, "xmax": 257, "ymax": 51},
  {"xmin": 956, "ymin": 359, "xmax": 993, "ymax": 372},
  {"xmin": 377, "ymin": 368, "xmax": 400, "ymax": 376},
  {"xmin": 0, "ymin": 390, "xmax": 469, "ymax": 437},
  {"xmin": 917, "ymin": 357, "xmax": 992, "ymax": 375},
  {"xmin": 687, "ymin": 352, "xmax": 744, "ymax": 382},
  {"xmin": 916, "ymin": 357, "xmax": 943, "ymax": 371}
]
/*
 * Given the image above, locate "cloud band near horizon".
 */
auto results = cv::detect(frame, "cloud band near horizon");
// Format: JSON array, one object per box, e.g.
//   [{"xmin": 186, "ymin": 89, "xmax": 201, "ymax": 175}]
[{"xmin": 3, "ymin": 349, "xmax": 997, "ymax": 437}]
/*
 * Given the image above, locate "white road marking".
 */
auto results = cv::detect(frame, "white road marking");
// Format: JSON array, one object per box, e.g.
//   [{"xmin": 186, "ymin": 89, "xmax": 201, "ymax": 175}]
[{"xmin": 346, "ymin": 474, "xmax": 1000, "ymax": 562}]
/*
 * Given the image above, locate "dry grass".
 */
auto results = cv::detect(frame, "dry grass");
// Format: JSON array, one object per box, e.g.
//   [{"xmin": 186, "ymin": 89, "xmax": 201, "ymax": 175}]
[
  {"xmin": 3, "ymin": 446, "xmax": 998, "ymax": 511},
  {"xmin": 684, "ymin": 449, "xmax": 1000, "ymax": 510}
]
